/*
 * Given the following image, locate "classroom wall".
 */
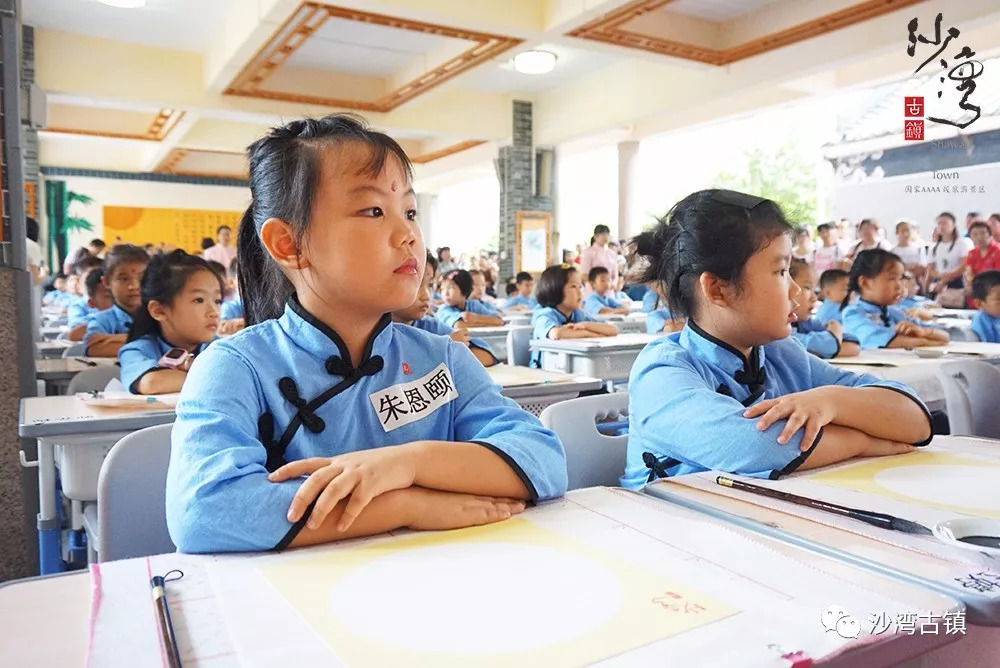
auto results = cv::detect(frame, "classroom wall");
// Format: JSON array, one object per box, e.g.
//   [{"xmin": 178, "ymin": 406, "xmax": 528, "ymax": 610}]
[
  {"xmin": 828, "ymin": 162, "xmax": 1000, "ymax": 240},
  {"xmin": 38, "ymin": 173, "xmax": 250, "ymax": 266}
]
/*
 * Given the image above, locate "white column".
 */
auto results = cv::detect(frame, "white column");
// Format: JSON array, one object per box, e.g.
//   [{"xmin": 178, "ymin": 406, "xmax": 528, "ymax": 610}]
[
  {"xmin": 617, "ymin": 140, "xmax": 640, "ymax": 242},
  {"xmin": 416, "ymin": 192, "xmax": 437, "ymax": 250}
]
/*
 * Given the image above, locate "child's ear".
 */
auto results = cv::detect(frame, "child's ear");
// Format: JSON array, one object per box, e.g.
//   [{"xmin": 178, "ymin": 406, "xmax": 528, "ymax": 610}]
[
  {"xmin": 973, "ymin": 298, "xmax": 985, "ymax": 309},
  {"xmin": 698, "ymin": 272, "xmax": 731, "ymax": 309},
  {"xmin": 858, "ymin": 275, "xmax": 873, "ymax": 292},
  {"xmin": 260, "ymin": 218, "xmax": 309, "ymax": 270},
  {"xmin": 147, "ymin": 300, "xmax": 168, "ymax": 323}
]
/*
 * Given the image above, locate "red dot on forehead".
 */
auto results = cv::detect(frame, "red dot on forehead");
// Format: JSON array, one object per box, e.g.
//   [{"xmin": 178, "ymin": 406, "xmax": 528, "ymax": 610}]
[{"xmin": 391, "ymin": 181, "xmax": 398, "ymax": 192}]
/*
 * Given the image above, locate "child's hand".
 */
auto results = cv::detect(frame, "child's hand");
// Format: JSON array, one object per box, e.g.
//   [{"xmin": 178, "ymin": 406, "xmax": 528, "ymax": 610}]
[
  {"xmin": 857, "ymin": 435, "xmax": 915, "ymax": 458},
  {"xmin": 449, "ymin": 329, "xmax": 471, "ymax": 345},
  {"xmin": 268, "ymin": 447, "xmax": 418, "ymax": 532},
  {"xmin": 743, "ymin": 388, "xmax": 838, "ymax": 449},
  {"xmin": 407, "ymin": 488, "xmax": 525, "ymax": 531},
  {"xmin": 565, "ymin": 322, "xmax": 589, "ymax": 330},
  {"xmin": 894, "ymin": 321, "xmax": 920, "ymax": 336},
  {"xmin": 219, "ymin": 318, "xmax": 245, "ymax": 335},
  {"xmin": 825, "ymin": 321, "xmax": 843, "ymax": 341}
]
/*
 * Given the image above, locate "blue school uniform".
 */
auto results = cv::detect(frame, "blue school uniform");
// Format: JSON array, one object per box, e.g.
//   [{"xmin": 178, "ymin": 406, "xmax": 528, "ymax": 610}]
[
  {"xmin": 646, "ymin": 308, "xmax": 676, "ymax": 334},
  {"xmin": 898, "ymin": 295, "xmax": 931, "ymax": 310},
  {"xmin": 529, "ymin": 307, "xmax": 599, "ymax": 368},
  {"xmin": 66, "ymin": 297, "xmax": 96, "ymax": 328},
  {"xmin": 614, "ymin": 291, "xmax": 632, "ymax": 303},
  {"xmin": 166, "ymin": 297, "xmax": 567, "ymax": 553},
  {"xmin": 221, "ymin": 296, "xmax": 244, "ymax": 321},
  {"xmin": 621, "ymin": 323, "xmax": 931, "ymax": 488},
  {"xmin": 814, "ymin": 299, "xmax": 843, "ymax": 325},
  {"xmin": 118, "ymin": 334, "xmax": 215, "ymax": 393},
  {"xmin": 504, "ymin": 295, "xmax": 538, "ymax": 309},
  {"xmin": 409, "ymin": 316, "xmax": 498, "ymax": 363},
  {"xmin": 842, "ymin": 299, "xmax": 921, "ymax": 349},
  {"xmin": 971, "ymin": 311, "xmax": 1000, "ymax": 342},
  {"xmin": 641, "ymin": 290, "xmax": 659, "ymax": 313},
  {"xmin": 583, "ymin": 293, "xmax": 623, "ymax": 315},
  {"xmin": 435, "ymin": 299, "xmax": 501, "ymax": 328},
  {"xmin": 83, "ymin": 305, "xmax": 134, "ymax": 350},
  {"xmin": 791, "ymin": 318, "xmax": 841, "ymax": 359}
]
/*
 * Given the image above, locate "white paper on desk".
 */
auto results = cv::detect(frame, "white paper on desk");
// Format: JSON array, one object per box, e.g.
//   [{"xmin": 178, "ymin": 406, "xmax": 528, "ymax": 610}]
[
  {"xmin": 76, "ymin": 391, "xmax": 180, "ymax": 408},
  {"xmin": 87, "ymin": 553, "xmax": 239, "ymax": 668},
  {"xmin": 206, "ymin": 488, "xmax": 945, "ymax": 668}
]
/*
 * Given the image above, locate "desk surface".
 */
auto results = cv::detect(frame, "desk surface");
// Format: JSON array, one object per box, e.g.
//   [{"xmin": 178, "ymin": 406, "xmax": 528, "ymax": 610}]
[
  {"xmin": 486, "ymin": 364, "xmax": 602, "ymax": 397},
  {"xmin": 35, "ymin": 340, "xmax": 75, "ymax": 359},
  {"xmin": 0, "ymin": 487, "xmax": 964, "ymax": 667},
  {"xmin": 646, "ymin": 436, "xmax": 1000, "ymax": 625},
  {"xmin": 18, "ymin": 395, "xmax": 176, "ymax": 438},
  {"xmin": 530, "ymin": 332, "xmax": 662, "ymax": 352},
  {"xmin": 35, "ymin": 357, "xmax": 119, "ymax": 381}
]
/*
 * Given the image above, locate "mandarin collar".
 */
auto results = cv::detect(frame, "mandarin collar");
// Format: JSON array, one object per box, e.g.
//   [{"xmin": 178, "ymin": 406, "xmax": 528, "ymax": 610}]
[
  {"xmin": 281, "ymin": 295, "xmax": 392, "ymax": 369},
  {"xmin": 681, "ymin": 320, "xmax": 765, "ymax": 379}
]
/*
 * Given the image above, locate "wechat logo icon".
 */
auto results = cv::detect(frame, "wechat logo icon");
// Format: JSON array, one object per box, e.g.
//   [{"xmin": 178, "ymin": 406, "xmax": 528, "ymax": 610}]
[{"xmin": 821, "ymin": 605, "xmax": 861, "ymax": 639}]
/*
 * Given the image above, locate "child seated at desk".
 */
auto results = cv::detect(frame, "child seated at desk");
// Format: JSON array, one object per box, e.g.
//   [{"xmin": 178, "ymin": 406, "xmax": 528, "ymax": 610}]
[
  {"xmin": 898, "ymin": 272, "xmax": 937, "ymax": 321},
  {"xmin": 42, "ymin": 274, "xmax": 73, "ymax": 308},
  {"xmin": 503, "ymin": 271, "xmax": 538, "ymax": 310},
  {"xmin": 970, "ymin": 270, "xmax": 1000, "ymax": 342},
  {"xmin": 119, "ymin": 250, "xmax": 221, "ymax": 394},
  {"xmin": 642, "ymin": 285, "xmax": 685, "ymax": 333},
  {"xmin": 621, "ymin": 189, "xmax": 932, "ymax": 489},
  {"xmin": 66, "ymin": 256, "xmax": 104, "ymax": 335},
  {"xmin": 218, "ymin": 257, "xmax": 245, "ymax": 335},
  {"xmin": 583, "ymin": 267, "xmax": 630, "ymax": 316},
  {"xmin": 530, "ymin": 264, "xmax": 617, "ymax": 368},
  {"xmin": 815, "ymin": 269, "xmax": 848, "ymax": 325},
  {"xmin": 83, "ymin": 244, "xmax": 150, "ymax": 357},
  {"xmin": 789, "ymin": 260, "xmax": 859, "ymax": 359},
  {"xmin": 166, "ymin": 114, "xmax": 566, "ymax": 553},
  {"xmin": 435, "ymin": 269, "xmax": 504, "ymax": 328},
  {"xmin": 841, "ymin": 250, "xmax": 949, "ymax": 349},
  {"xmin": 68, "ymin": 266, "xmax": 114, "ymax": 341},
  {"xmin": 393, "ymin": 253, "xmax": 498, "ymax": 367}
]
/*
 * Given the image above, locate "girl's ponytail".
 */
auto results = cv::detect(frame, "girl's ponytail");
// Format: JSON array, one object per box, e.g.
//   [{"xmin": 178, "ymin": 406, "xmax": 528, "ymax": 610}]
[{"xmin": 237, "ymin": 204, "xmax": 291, "ymax": 325}]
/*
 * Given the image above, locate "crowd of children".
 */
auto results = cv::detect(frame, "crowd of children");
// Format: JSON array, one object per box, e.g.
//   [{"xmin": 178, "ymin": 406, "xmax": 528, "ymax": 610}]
[{"xmin": 33, "ymin": 113, "xmax": 992, "ymax": 557}]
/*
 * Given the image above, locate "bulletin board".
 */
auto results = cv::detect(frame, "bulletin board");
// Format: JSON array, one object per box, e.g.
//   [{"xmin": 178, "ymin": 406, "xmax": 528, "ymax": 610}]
[
  {"xmin": 515, "ymin": 210, "xmax": 553, "ymax": 274},
  {"xmin": 103, "ymin": 206, "xmax": 242, "ymax": 254}
]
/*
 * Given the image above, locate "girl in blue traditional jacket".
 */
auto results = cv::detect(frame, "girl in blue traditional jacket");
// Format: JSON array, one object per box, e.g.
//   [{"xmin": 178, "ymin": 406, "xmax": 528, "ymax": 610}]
[
  {"xmin": 166, "ymin": 115, "xmax": 567, "ymax": 553},
  {"xmin": 621, "ymin": 190, "xmax": 932, "ymax": 489}
]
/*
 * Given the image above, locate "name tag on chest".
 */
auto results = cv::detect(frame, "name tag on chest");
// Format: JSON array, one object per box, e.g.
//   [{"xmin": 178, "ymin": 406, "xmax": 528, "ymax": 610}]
[{"xmin": 369, "ymin": 362, "xmax": 459, "ymax": 432}]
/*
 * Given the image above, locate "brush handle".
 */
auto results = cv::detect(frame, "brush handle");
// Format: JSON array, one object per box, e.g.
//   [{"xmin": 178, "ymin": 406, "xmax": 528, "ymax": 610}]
[{"xmin": 717, "ymin": 476, "xmax": 896, "ymax": 531}]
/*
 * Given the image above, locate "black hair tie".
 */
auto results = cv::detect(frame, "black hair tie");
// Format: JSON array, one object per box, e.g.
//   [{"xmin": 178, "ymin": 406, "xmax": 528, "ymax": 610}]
[
  {"xmin": 710, "ymin": 189, "xmax": 767, "ymax": 210},
  {"xmin": 278, "ymin": 377, "xmax": 326, "ymax": 434}
]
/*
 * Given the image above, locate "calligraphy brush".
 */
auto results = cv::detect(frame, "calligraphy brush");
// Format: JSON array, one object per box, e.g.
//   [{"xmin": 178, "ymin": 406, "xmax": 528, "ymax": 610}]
[{"xmin": 716, "ymin": 476, "xmax": 933, "ymax": 536}]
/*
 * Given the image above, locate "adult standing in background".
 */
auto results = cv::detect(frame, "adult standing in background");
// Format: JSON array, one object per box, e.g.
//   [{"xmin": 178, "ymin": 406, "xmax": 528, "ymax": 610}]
[
  {"xmin": 579, "ymin": 224, "xmax": 618, "ymax": 293},
  {"xmin": 989, "ymin": 213, "xmax": 1000, "ymax": 244},
  {"xmin": 202, "ymin": 225, "xmax": 237, "ymax": 267},
  {"xmin": 927, "ymin": 211, "xmax": 973, "ymax": 306},
  {"xmin": 62, "ymin": 238, "xmax": 105, "ymax": 275},
  {"xmin": 436, "ymin": 246, "xmax": 459, "ymax": 275},
  {"xmin": 25, "ymin": 217, "xmax": 47, "ymax": 341}
]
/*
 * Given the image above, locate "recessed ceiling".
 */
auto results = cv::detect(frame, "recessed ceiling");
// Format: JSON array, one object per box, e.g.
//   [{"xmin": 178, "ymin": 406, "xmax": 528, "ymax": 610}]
[
  {"xmin": 45, "ymin": 102, "xmax": 183, "ymax": 140},
  {"xmin": 157, "ymin": 148, "xmax": 247, "ymax": 179},
  {"xmin": 459, "ymin": 45, "xmax": 620, "ymax": 94},
  {"xmin": 665, "ymin": 0, "xmax": 782, "ymax": 22},
  {"xmin": 23, "ymin": 0, "xmax": 231, "ymax": 53}
]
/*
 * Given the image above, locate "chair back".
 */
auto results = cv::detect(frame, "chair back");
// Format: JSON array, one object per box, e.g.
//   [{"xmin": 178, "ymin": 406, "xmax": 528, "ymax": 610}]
[
  {"xmin": 539, "ymin": 393, "xmax": 629, "ymax": 490},
  {"xmin": 506, "ymin": 326, "xmax": 533, "ymax": 367},
  {"xmin": 67, "ymin": 365, "xmax": 121, "ymax": 394},
  {"xmin": 937, "ymin": 360, "xmax": 1000, "ymax": 438},
  {"xmin": 97, "ymin": 424, "xmax": 176, "ymax": 561}
]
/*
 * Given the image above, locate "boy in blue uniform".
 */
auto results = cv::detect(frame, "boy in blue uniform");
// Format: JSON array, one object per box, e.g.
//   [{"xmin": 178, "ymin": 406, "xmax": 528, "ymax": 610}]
[
  {"xmin": 583, "ymin": 267, "xmax": 630, "ymax": 315},
  {"xmin": 84, "ymin": 244, "xmax": 150, "ymax": 357},
  {"xmin": 435, "ymin": 269, "xmax": 504, "ymax": 328},
  {"xmin": 815, "ymin": 269, "xmax": 848, "ymax": 324},
  {"xmin": 971, "ymin": 270, "xmax": 1000, "ymax": 342},
  {"xmin": 622, "ymin": 190, "xmax": 932, "ymax": 488},
  {"xmin": 530, "ymin": 264, "xmax": 617, "ymax": 368},
  {"xmin": 504, "ymin": 271, "xmax": 538, "ymax": 310},
  {"xmin": 167, "ymin": 115, "xmax": 566, "ymax": 553},
  {"xmin": 841, "ymin": 250, "xmax": 949, "ymax": 349}
]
